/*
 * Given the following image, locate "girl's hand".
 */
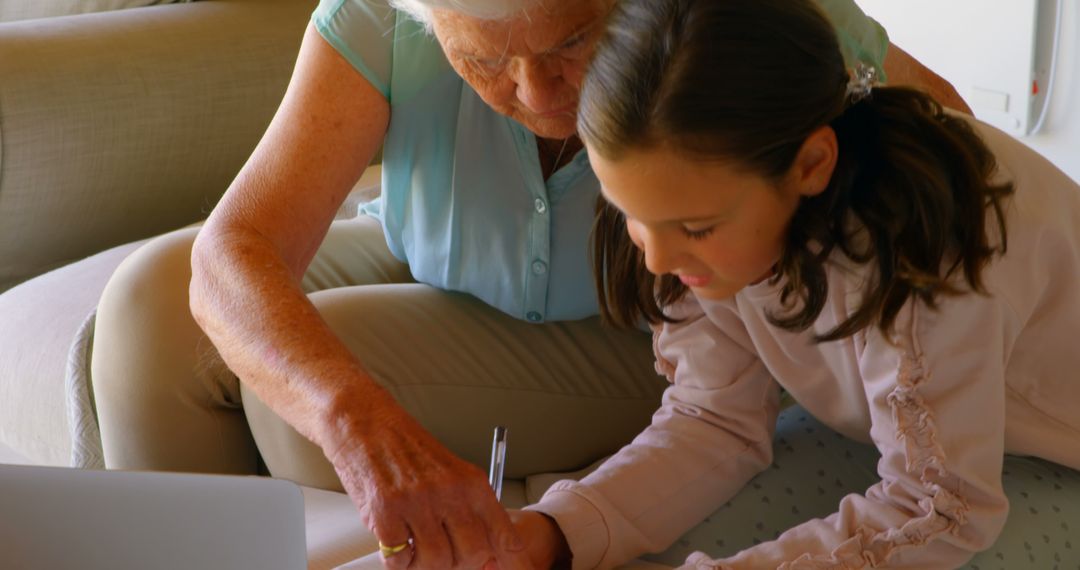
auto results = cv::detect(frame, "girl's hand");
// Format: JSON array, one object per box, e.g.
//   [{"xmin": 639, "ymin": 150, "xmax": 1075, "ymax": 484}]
[
  {"xmin": 508, "ymin": 510, "xmax": 572, "ymax": 569},
  {"xmin": 322, "ymin": 395, "xmax": 532, "ymax": 570}
]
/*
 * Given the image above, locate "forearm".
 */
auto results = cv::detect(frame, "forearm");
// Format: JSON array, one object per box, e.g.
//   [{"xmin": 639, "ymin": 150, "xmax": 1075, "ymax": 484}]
[
  {"xmin": 530, "ymin": 388, "xmax": 779, "ymax": 569},
  {"xmin": 884, "ymin": 43, "xmax": 972, "ymax": 114},
  {"xmin": 189, "ymin": 224, "xmax": 392, "ymax": 456}
]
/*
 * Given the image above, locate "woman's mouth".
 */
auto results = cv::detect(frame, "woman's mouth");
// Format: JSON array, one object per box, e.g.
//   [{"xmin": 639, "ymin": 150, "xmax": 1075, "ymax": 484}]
[{"xmin": 537, "ymin": 105, "xmax": 577, "ymax": 119}]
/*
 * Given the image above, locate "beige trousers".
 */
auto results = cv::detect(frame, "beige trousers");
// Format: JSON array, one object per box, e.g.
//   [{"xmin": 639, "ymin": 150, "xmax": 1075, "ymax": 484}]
[{"xmin": 92, "ymin": 216, "xmax": 666, "ymax": 489}]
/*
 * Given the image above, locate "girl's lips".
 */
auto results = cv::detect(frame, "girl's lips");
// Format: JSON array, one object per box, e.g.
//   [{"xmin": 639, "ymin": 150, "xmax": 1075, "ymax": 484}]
[{"xmin": 677, "ymin": 274, "xmax": 712, "ymax": 287}]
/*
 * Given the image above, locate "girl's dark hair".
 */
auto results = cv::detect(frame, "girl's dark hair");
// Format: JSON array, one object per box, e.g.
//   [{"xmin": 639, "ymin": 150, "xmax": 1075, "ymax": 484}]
[{"xmin": 583, "ymin": 0, "xmax": 1013, "ymax": 341}]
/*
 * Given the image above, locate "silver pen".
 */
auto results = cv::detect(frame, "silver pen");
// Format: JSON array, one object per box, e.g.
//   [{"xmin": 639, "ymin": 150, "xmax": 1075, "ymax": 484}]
[{"xmin": 488, "ymin": 426, "xmax": 508, "ymax": 501}]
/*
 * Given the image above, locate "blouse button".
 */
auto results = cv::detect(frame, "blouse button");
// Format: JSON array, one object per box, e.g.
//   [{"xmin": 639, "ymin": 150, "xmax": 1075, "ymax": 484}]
[
  {"xmin": 526, "ymin": 311, "xmax": 543, "ymax": 322},
  {"xmin": 534, "ymin": 198, "xmax": 547, "ymax": 214}
]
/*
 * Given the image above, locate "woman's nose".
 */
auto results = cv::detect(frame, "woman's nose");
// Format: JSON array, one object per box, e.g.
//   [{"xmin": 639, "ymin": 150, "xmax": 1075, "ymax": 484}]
[{"xmin": 513, "ymin": 58, "xmax": 565, "ymax": 114}]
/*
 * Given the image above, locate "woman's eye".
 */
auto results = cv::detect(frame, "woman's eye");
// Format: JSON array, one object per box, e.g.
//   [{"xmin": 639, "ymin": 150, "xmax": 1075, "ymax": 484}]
[
  {"xmin": 558, "ymin": 34, "xmax": 588, "ymax": 57},
  {"xmin": 682, "ymin": 226, "xmax": 716, "ymax": 241},
  {"xmin": 469, "ymin": 58, "xmax": 506, "ymax": 75},
  {"xmin": 562, "ymin": 35, "xmax": 585, "ymax": 49}
]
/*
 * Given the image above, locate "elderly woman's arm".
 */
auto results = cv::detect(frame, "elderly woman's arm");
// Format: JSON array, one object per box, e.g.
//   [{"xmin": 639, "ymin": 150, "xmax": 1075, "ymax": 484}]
[
  {"xmin": 189, "ymin": 24, "xmax": 529, "ymax": 570},
  {"xmin": 884, "ymin": 42, "xmax": 972, "ymax": 113}
]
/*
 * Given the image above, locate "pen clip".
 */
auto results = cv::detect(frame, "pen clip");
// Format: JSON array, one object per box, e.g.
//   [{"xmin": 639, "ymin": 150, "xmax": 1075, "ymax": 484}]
[{"xmin": 488, "ymin": 426, "xmax": 507, "ymax": 501}]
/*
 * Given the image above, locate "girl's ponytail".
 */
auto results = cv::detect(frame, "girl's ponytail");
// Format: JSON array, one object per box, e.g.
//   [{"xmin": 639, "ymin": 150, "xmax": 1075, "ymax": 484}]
[{"xmin": 771, "ymin": 88, "xmax": 1013, "ymax": 341}]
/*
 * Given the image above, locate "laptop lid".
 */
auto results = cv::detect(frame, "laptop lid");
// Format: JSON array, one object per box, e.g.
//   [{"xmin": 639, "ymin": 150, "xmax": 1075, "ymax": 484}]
[{"xmin": 0, "ymin": 464, "xmax": 306, "ymax": 570}]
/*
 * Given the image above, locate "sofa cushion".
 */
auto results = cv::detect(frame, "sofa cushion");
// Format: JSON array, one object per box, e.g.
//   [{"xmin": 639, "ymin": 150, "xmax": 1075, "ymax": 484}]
[
  {"xmin": 0, "ymin": 0, "xmax": 315, "ymax": 293},
  {"xmin": 0, "ymin": 238, "xmax": 147, "ymax": 466},
  {"xmin": 0, "ymin": 0, "xmax": 192, "ymax": 23}
]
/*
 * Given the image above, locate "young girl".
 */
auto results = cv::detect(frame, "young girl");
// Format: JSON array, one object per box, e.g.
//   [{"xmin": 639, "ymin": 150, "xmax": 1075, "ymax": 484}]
[{"xmin": 513, "ymin": 0, "xmax": 1080, "ymax": 567}]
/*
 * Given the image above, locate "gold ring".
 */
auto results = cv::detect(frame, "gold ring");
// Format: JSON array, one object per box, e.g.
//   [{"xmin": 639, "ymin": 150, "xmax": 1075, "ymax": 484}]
[{"xmin": 378, "ymin": 540, "xmax": 410, "ymax": 557}]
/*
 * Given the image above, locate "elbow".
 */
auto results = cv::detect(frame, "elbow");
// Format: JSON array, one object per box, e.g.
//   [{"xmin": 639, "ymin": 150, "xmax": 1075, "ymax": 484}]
[{"xmin": 188, "ymin": 227, "xmax": 224, "ymax": 331}]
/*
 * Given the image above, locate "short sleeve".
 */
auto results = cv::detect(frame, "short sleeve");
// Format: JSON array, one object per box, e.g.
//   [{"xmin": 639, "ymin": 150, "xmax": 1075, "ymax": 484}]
[
  {"xmin": 312, "ymin": 0, "xmax": 396, "ymax": 99},
  {"xmin": 813, "ymin": 0, "xmax": 890, "ymax": 80}
]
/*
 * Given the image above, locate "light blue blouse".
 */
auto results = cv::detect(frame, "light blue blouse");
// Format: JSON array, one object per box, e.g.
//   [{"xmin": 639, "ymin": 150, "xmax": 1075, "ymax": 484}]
[{"xmin": 312, "ymin": 0, "xmax": 888, "ymax": 323}]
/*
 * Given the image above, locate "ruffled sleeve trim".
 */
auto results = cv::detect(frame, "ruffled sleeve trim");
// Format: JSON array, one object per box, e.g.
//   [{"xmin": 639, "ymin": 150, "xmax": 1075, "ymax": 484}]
[
  {"xmin": 652, "ymin": 324, "xmax": 677, "ymax": 381},
  {"xmin": 774, "ymin": 308, "xmax": 971, "ymax": 569}
]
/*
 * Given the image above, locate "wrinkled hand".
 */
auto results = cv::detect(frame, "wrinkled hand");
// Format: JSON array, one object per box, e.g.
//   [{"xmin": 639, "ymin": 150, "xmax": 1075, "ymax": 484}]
[
  {"xmin": 323, "ymin": 395, "xmax": 532, "ymax": 570},
  {"xmin": 509, "ymin": 510, "xmax": 572, "ymax": 569}
]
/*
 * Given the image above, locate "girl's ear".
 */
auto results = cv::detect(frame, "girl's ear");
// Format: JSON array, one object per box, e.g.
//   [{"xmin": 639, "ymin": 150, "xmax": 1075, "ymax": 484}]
[{"xmin": 789, "ymin": 126, "xmax": 838, "ymax": 197}]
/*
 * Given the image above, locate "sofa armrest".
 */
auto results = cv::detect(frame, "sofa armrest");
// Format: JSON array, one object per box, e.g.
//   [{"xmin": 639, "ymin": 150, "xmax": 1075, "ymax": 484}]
[{"xmin": 0, "ymin": 0, "xmax": 317, "ymax": 291}]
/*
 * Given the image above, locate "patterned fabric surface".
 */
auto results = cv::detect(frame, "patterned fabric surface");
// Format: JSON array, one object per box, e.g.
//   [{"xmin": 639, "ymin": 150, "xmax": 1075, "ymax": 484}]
[{"xmin": 643, "ymin": 407, "xmax": 1080, "ymax": 569}]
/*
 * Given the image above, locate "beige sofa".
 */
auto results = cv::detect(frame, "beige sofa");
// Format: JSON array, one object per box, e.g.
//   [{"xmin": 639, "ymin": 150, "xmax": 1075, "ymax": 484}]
[
  {"xmin": 0, "ymin": 0, "xmax": 317, "ymax": 466},
  {"xmin": 0, "ymin": 3, "xmax": 672, "ymax": 568}
]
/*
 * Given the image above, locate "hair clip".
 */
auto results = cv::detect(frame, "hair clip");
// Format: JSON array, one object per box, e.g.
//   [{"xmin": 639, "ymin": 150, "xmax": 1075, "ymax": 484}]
[{"xmin": 846, "ymin": 62, "xmax": 877, "ymax": 104}]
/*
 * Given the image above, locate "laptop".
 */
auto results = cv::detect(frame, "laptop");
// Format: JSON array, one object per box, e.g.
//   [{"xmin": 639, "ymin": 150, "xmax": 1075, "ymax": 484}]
[{"xmin": 0, "ymin": 464, "xmax": 306, "ymax": 570}]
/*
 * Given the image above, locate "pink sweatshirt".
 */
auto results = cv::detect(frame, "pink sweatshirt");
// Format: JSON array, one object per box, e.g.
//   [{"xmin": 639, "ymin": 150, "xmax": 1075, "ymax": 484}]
[{"xmin": 530, "ymin": 118, "xmax": 1080, "ymax": 569}]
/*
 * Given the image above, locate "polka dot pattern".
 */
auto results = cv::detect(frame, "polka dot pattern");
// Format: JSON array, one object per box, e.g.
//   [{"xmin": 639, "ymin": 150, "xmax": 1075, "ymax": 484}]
[
  {"xmin": 965, "ymin": 456, "xmax": 1080, "ymax": 570},
  {"xmin": 639, "ymin": 406, "xmax": 1080, "ymax": 569}
]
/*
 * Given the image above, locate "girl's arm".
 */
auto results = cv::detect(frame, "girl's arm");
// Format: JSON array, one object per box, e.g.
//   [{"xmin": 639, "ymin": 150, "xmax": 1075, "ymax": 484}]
[
  {"xmin": 700, "ymin": 293, "xmax": 1011, "ymax": 570},
  {"xmin": 526, "ymin": 295, "xmax": 781, "ymax": 569}
]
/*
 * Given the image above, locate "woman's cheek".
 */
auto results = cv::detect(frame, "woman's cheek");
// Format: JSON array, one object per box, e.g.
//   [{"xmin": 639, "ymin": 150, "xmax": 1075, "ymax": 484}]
[
  {"xmin": 448, "ymin": 59, "xmax": 506, "ymax": 107},
  {"xmin": 475, "ymin": 76, "xmax": 516, "ymax": 113},
  {"xmin": 561, "ymin": 59, "xmax": 589, "ymax": 90}
]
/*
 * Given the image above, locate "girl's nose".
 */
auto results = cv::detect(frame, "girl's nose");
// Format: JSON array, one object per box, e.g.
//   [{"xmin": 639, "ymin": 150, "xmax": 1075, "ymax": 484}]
[{"xmin": 639, "ymin": 228, "xmax": 681, "ymax": 277}]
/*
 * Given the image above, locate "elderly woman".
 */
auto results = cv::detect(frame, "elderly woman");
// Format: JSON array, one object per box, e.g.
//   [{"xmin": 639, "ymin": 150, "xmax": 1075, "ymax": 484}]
[{"xmin": 88, "ymin": 0, "xmax": 966, "ymax": 567}]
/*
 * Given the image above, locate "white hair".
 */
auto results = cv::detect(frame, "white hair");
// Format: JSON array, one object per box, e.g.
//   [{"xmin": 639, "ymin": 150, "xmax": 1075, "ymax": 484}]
[{"xmin": 389, "ymin": 0, "xmax": 542, "ymax": 28}]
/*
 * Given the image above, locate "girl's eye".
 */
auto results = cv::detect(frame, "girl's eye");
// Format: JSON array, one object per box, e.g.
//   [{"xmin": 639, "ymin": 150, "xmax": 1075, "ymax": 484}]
[{"xmin": 682, "ymin": 226, "xmax": 716, "ymax": 241}]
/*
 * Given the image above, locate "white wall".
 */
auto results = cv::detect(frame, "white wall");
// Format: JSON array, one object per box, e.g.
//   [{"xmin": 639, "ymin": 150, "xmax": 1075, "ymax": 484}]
[
  {"xmin": 856, "ymin": 0, "xmax": 1079, "ymax": 183},
  {"xmin": 1024, "ymin": 2, "xmax": 1079, "ymax": 183}
]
